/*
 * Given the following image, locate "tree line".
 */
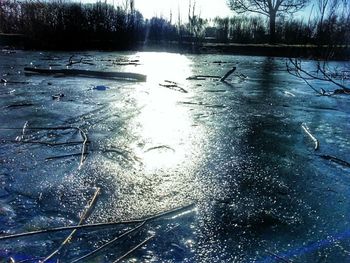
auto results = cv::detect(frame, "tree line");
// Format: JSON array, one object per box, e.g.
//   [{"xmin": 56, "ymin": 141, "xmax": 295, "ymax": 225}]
[{"xmin": 0, "ymin": 0, "xmax": 349, "ymax": 50}]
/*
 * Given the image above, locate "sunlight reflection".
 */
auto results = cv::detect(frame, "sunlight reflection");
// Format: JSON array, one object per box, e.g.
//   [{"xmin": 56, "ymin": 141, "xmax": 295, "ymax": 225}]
[
  {"xmin": 137, "ymin": 52, "xmax": 192, "ymax": 83},
  {"xmin": 170, "ymin": 207, "xmax": 198, "ymax": 219},
  {"xmin": 97, "ymin": 52, "xmax": 206, "ymax": 219},
  {"xmin": 131, "ymin": 52, "xmax": 194, "ymax": 171}
]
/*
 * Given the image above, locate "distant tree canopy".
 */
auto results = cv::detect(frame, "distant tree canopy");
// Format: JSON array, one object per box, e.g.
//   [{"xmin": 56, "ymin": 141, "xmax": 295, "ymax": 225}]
[
  {"xmin": 227, "ymin": 0, "xmax": 310, "ymax": 43},
  {"xmin": 0, "ymin": 0, "xmax": 349, "ymax": 49},
  {"xmin": 0, "ymin": 0, "xmax": 146, "ymax": 49}
]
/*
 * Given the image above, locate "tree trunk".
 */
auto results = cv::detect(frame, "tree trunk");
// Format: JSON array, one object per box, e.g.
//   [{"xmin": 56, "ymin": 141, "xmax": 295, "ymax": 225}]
[{"xmin": 269, "ymin": 12, "xmax": 276, "ymax": 44}]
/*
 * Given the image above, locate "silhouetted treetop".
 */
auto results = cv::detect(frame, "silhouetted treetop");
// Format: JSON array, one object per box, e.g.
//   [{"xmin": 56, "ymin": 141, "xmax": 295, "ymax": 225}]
[
  {"xmin": 227, "ymin": 0, "xmax": 310, "ymax": 43},
  {"xmin": 228, "ymin": 0, "xmax": 309, "ymax": 15}
]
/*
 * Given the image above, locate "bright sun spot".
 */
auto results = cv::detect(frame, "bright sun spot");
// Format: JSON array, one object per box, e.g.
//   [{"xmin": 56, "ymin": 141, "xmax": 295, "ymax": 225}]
[{"xmin": 130, "ymin": 52, "xmax": 194, "ymax": 171}]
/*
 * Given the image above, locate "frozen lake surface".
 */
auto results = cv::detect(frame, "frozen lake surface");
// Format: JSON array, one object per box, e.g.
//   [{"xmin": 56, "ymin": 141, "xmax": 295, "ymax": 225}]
[{"xmin": 0, "ymin": 51, "xmax": 349, "ymax": 262}]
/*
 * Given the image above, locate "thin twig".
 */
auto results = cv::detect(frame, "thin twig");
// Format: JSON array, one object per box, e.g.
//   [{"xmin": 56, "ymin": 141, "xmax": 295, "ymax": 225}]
[
  {"xmin": 288, "ymin": 59, "xmax": 330, "ymax": 82},
  {"xmin": 0, "ymin": 126, "xmax": 75, "ymax": 131},
  {"xmin": 303, "ymin": 77, "xmax": 328, "ymax": 96},
  {"xmin": 41, "ymin": 187, "xmax": 101, "ymax": 263},
  {"xmin": 301, "ymin": 123, "xmax": 319, "ymax": 150},
  {"xmin": 287, "ymin": 59, "xmax": 350, "ymax": 94},
  {"xmin": 77, "ymin": 128, "xmax": 88, "ymax": 170},
  {"xmin": 67, "ymin": 55, "xmax": 75, "ymax": 66},
  {"xmin": 265, "ymin": 250, "xmax": 293, "ymax": 263},
  {"xmin": 0, "ymin": 203, "xmax": 195, "ymax": 241},
  {"xmin": 2, "ymin": 140, "xmax": 85, "ymax": 147},
  {"xmin": 186, "ymin": 75, "xmax": 221, "ymax": 80},
  {"xmin": 46, "ymin": 153, "xmax": 88, "ymax": 161},
  {"xmin": 144, "ymin": 145, "xmax": 175, "ymax": 153},
  {"xmin": 112, "ymin": 62, "xmax": 140, "ymax": 66},
  {"xmin": 287, "ymin": 60, "xmax": 325, "ymax": 95},
  {"xmin": 70, "ymin": 222, "xmax": 146, "ymax": 263},
  {"xmin": 17, "ymin": 257, "xmax": 45, "ymax": 263},
  {"xmin": 113, "ymin": 235, "xmax": 155, "ymax": 263},
  {"xmin": 0, "ymin": 219, "xmax": 143, "ymax": 241},
  {"xmin": 15, "ymin": 121, "xmax": 28, "ymax": 141},
  {"xmin": 5, "ymin": 103, "xmax": 34, "ymax": 108},
  {"xmin": 0, "ymin": 126, "xmax": 89, "ymax": 167},
  {"xmin": 144, "ymin": 203, "xmax": 195, "ymax": 221},
  {"xmin": 159, "ymin": 80, "xmax": 188, "ymax": 93},
  {"xmin": 317, "ymin": 64, "xmax": 350, "ymax": 91},
  {"xmin": 70, "ymin": 204, "xmax": 195, "ymax": 262},
  {"xmin": 318, "ymin": 154, "xmax": 350, "ymax": 168},
  {"xmin": 67, "ymin": 56, "xmax": 95, "ymax": 66}
]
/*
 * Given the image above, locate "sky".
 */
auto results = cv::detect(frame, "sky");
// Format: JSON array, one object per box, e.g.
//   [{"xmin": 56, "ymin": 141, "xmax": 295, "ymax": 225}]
[
  {"xmin": 134, "ymin": 0, "xmax": 233, "ymax": 19},
  {"xmin": 79, "ymin": 0, "xmax": 233, "ymax": 19},
  {"xmin": 78, "ymin": 0, "xmax": 318, "ymax": 21}
]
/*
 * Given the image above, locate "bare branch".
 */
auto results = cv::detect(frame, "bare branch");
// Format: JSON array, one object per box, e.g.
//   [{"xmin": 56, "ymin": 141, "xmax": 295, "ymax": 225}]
[{"xmin": 286, "ymin": 59, "xmax": 350, "ymax": 95}]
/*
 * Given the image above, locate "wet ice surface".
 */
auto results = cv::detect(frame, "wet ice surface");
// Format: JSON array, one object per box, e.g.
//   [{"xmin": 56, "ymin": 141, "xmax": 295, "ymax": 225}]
[{"xmin": 0, "ymin": 51, "xmax": 349, "ymax": 262}]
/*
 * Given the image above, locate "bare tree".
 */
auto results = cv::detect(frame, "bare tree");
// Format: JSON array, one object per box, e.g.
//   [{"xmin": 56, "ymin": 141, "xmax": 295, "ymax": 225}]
[
  {"xmin": 227, "ymin": 0, "xmax": 310, "ymax": 43},
  {"xmin": 188, "ymin": 0, "xmax": 207, "ymax": 44}
]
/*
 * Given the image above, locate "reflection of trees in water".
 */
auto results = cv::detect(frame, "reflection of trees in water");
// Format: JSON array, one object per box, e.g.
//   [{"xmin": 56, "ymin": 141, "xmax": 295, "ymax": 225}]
[
  {"xmin": 242, "ymin": 57, "xmax": 286, "ymax": 157},
  {"xmin": 195, "ymin": 57, "xmax": 314, "ymax": 262}
]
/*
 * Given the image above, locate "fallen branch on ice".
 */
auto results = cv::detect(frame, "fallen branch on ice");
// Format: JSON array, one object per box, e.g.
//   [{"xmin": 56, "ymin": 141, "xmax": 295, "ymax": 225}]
[
  {"xmin": 186, "ymin": 75, "xmax": 221, "ymax": 80},
  {"xmin": 46, "ymin": 153, "xmax": 88, "ymax": 161},
  {"xmin": 66, "ymin": 55, "xmax": 95, "ymax": 67},
  {"xmin": 24, "ymin": 67, "xmax": 147, "ymax": 82},
  {"xmin": 159, "ymin": 80, "xmax": 188, "ymax": 93},
  {"xmin": 0, "ymin": 203, "xmax": 195, "ymax": 241},
  {"xmin": 5, "ymin": 103, "xmax": 34, "ymax": 108},
  {"xmin": 3, "ymin": 140, "xmax": 85, "ymax": 146},
  {"xmin": 77, "ymin": 127, "xmax": 88, "ymax": 169},
  {"xmin": 265, "ymin": 250, "xmax": 293, "ymax": 263},
  {"xmin": 301, "ymin": 123, "xmax": 319, "ymax": 151},
  {"xmin": 317, "ymin": 154, "xmax": 350, "ymax": 168},
  {"xmin": 15, "ymin": 121, "xmax": 28, "ymax": 142},
  {"xmin": 113, "ymin": 235, "xmax": 155, "ymax": 263},
  {"xmin": 186, "ymin": 67, "xmax": 237, "ymax": 82},
  {"xmin": 1, "ymin": 78, "xmax": 29, "ymax": 84},
  {"xmin": 72, "ymin": 203, "xmax": 193, "ymax": 262},
  {"xmin": 220, "ymin": 67, "xmax": 237, "ymax": 82},
  {"xmin": 41, "ymin": 187, "xmax": 100, "ymax": 262},
  {"xmin": 71, "ymin": 222, "xmax": 146, "ymax": 263},
  {"xmin": 0, "ymin": 126, "xmax": 89, "ymax": 168},
  {"xmin": 144, "ymin": 145, "xmax": 175, "ymax": 153}
]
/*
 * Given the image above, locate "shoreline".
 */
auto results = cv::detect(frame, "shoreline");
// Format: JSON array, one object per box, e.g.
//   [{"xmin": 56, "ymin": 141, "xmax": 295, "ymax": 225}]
[
  {"xmin": 140, "ymin": 42, "xmax": 350, "ymax": 60},
  {"xmin": 1, "ymin": 34, "xmax": 349, "ymax": 60}
]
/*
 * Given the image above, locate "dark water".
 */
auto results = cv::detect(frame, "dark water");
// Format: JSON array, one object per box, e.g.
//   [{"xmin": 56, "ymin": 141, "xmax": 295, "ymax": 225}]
[{"xmin": 0, "ymin": 51, "xmax": 349, "ymax": 262}]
